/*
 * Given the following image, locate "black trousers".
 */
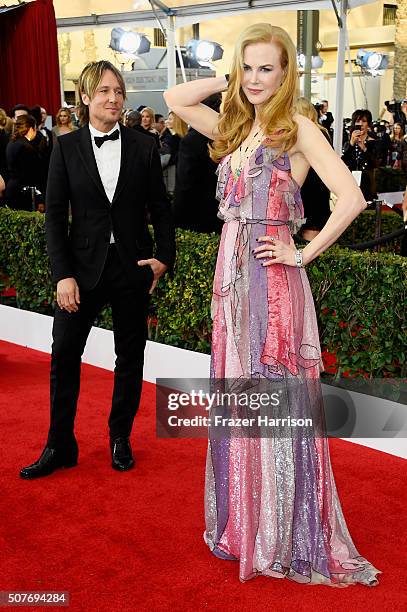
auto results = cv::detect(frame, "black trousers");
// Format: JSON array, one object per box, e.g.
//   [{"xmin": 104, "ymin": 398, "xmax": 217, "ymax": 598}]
[{"xmin": 47, "ymin": 245, "xmax": 151, "ymax": 447}]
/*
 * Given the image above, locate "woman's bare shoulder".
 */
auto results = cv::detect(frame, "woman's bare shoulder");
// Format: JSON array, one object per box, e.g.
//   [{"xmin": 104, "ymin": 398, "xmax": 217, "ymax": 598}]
[
  {"xmin": 291, "ymin": 113, "xmax": 326, "ymax": 154},
  {"xmin": 292, "ymin": 113, "xmax": 320, "ymax": 134}
]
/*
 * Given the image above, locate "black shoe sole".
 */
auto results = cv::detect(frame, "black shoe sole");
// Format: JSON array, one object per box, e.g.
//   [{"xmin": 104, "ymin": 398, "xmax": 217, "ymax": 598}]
[
  {"xmin": 111, "ymin": 461, "xmax": 134, "ymax": 472},
  {"xmin": 19, "ymin": 461, "xmax": 78, "ymax": 480}
]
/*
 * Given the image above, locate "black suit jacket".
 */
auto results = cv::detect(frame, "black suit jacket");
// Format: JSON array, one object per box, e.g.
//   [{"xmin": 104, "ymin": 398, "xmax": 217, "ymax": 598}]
[
  {"xmin": 173, "ymin": 128, "xmax": 222, "ymax": 234},
  {"xmin": 5, "ymin": 138, "xmax": 45, "ymax": 209},
  {"xmin": 45, "ymin": 123, "xmax": 175, "ymax": 291}
]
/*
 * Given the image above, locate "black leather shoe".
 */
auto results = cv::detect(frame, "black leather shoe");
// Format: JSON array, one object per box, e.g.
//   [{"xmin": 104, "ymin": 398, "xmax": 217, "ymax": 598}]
[
  {"xmin": 20, "ymin": 441, "xmax": 78, "ymax": 480},
  {"xmin": 110, "ymin": 437, "xmax": 134, "ymax": 471}
]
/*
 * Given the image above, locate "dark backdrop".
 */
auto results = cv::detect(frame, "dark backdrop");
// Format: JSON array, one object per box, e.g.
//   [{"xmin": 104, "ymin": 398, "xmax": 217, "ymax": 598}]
[{"xmin": 0, "ymin": 0, "xmax": 61, "ymax": 117}]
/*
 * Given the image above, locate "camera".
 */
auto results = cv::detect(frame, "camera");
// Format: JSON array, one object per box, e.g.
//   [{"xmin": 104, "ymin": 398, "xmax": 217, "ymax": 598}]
[
  {"xmin": 372, "ymin": 121, "xmax": 386, "ymax": 135},
  {"xmin": 349, "ymin": 122, "xmax": 363, "ymax": 135},
  {"xmin": 384, "ymin": 99, "xmax": 405, "ymax": 124}
]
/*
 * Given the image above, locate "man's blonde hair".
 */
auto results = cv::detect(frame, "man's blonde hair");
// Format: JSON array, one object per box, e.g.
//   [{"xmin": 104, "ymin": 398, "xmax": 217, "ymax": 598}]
[{"xmin": 77, "ymin": 60, "xmax": 126, "ymax": 126}]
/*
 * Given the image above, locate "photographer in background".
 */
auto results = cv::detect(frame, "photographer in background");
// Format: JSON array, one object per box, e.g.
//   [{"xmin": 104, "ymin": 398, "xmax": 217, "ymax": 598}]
[
  {"xmin": 342, "ymin": 109, "xmax": 381, "ymax": 201},
  {"xmin": 315, "ymin": 99, "xmax": 334, "ymax": 138},
  {"xmin": 384, "ymin": 99, "xmax": 407, "ymax": 129},
  {"xmin": 371, "ymin": 120, "xmax": 392, "ymax": 167}
]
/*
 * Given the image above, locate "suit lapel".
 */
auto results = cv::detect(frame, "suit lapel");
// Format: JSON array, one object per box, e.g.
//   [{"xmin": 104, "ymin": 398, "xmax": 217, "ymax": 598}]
[
  {"xmin": 77, "ymin": 125, "xmax": 110, "ymax": 205},
  {"xmin": 112, "ymin": 124, "xmax": 132, "ymax": 205}
]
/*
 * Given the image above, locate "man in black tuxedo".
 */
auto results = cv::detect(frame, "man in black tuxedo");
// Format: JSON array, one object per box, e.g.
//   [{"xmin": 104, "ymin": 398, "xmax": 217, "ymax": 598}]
[{"xmin": 20, "ymin": 60, "xmax": 175, "ymax": 479}]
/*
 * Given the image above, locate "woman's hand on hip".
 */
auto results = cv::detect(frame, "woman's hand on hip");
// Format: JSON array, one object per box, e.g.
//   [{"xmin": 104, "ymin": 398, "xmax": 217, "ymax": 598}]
[{"xmin": 253, "ymin": 236, "xmax": 297, "ymax": 267}]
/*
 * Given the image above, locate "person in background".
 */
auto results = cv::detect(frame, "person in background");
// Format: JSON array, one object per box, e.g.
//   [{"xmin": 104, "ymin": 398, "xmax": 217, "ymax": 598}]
[
  {"xmin": 173, "ymin": 93, "xmax": 223, "ymax": 233},
  {"xmin": 4, "ymin": 115, "xmax": 13, "ymax": 135},
  {"xmin": 154, "ymin": 114, "xmax": 166, "ymax": 135},
  {"xmin": 161, "ymin": 111, "xmax": 188, "ymax": 196},
  {"xmin": 5, "ymin": 114, "xmax": 45, "ymax": 211},
  {"xmin": 295, "ymin": 97, "xmax": 331, "ymax": 242},
  {"xmin": 162, "ymin": 111, "xmax": 188, "ymax": 157},
  {"xmin": 401, "ymin": 99, "xmax": 407, "ymax": 130},
  {"xmin": 1, "ymin": 109, "xmax": 13, "ymax": 136},
  {"xmin": 126, "ymin": 110, "xmax": 142, "ymax": 130},
  {"xmin": 11, "ymin": 104, "xmax": 30, "ymax": 122},
  {"xmin": 389, "ymin": 122, "xmax": 406, "ymax": 169},
  {"xmin": 341, "ymin": 109, "xmax": 380, "ymax": 202},
  {"xmin": 0, "ymin": 108, "xmax": 11, "ymax": 194},
  {"xmin": 318, "ymin": 99, "xmax": 334, "ymax": 136},
  {"xmin": 39, "ymin": 106, "xmax": 53, "ymax": 152},
  {"xmin": 70, "ymin": 105, "xmax": 81, "ymax": 129},
  {"xmin": 29, "ymin": 106, "xmax": 52, "ymax": 163},
  {"xmin": 158, "ymin": 113, "xmax": 172, "ymax": 149},
  {"xmin": 52, "ymin": 107, "xmax": 77, "ymax": 143},
  {"xmin": 126, "ymin": 110, "xmax": 159, "ymax": 146},
  {"xmin": 141, "ymin": 107, "xmax": 158, "ymax": 134},
  {"xmin": 139, "ymin": 107, "xmax": 160, "ymax": 147}
]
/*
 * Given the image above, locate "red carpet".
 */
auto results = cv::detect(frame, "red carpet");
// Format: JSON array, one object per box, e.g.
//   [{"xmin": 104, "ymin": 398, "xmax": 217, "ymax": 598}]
[{"xmin": 1, "ymin": 340, "xmax": 406, "ymax": 612}]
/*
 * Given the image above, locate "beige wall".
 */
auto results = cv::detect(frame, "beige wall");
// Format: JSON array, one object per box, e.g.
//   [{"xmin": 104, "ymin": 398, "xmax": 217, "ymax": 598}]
[{"xmin": 2, "ymin": 0, "xmax": 392, "ymax": 109}]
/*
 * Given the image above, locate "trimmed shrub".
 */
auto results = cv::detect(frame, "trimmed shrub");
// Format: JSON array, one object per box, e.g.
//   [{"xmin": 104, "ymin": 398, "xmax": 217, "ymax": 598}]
[{"xmin": 0, "ymin": 207, "xmax": 406, "ymax": 377}]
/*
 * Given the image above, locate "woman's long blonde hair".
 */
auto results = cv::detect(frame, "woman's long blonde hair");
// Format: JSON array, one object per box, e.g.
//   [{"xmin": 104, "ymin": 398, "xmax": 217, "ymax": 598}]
[
  {"xmin": 294, "ymin": 97, "xmax": 330, "ymax": 139},
  {"xmin": 209, "ymin": 23, "xmax": 299, "ymax": 162},
  {"xmin": 55, "ymin": 107, "xmax": 74, "ymax": 129},
  {"xmin": 170, "ymin": 111, "xmax": 188, "ymax": 138},
  {"xmin": 141, "ymin": 106, "xmax": 155, "ymax": 129},
  {"xmin": 390, "ymin": 122, "xmax": 405, "ymax": 141}
]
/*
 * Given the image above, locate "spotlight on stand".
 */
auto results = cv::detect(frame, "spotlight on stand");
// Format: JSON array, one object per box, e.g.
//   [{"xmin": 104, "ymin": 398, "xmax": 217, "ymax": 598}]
[
  {"xmin": 109, "ymin": 28, "xmax": 151, "ymax": 55},
  {"xmin": 355, "ymin": 49, "xmax": 388, "ymax": 75},
  {"xmin": 297, "ymin": 54, "xmax": 324, "ymax": 70},
  {"xmin": 185, "ymin": 39, "xmax": 224, "ymax": 68},
  {"xmin": 311, "ymin": 55, "xmax": 324, "ymax": 69}
]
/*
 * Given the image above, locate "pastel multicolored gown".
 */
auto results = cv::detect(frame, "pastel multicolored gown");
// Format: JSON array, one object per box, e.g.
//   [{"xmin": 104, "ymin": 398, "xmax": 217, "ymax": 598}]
[{"xmin": 204, "ymin": 141, "xmax": 381, "ymax": 586}]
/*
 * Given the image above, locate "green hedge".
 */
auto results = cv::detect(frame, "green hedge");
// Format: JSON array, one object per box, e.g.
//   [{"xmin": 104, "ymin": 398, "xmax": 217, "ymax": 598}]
[
  {"xmin": 0, "ymin": 207, "xmax": 406, "ymax": 378},
  {"xmin": 338, "ymin": 209, "xmax": 403, "ymax": 253},
  {"xmin": 0, "ymin": 209, "xmax": 54, "ymax": 312}
]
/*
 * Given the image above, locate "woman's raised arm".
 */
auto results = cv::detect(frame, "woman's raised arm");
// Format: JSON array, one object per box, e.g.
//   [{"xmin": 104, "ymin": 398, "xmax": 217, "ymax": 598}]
[{"xmin": 163, "ymin": 76, "xmax": 228, "ymax": 139}]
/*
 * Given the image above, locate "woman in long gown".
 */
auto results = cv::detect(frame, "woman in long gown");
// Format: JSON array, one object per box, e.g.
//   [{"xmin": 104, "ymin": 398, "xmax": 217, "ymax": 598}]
[{"xmin": 164, "ymin": 23, "xmax": 381, "ymax": 587}]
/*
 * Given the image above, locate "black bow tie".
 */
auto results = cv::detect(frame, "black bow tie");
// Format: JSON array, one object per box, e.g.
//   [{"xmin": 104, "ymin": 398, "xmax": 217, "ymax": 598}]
[{"xmin": 94, "ymin": 129, "xmax": 120, "ymax": 148}]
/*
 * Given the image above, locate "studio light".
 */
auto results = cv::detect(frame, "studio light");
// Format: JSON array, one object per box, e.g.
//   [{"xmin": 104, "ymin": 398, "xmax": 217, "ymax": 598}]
[
  {"xmin": 185, "ymin": 39, "xmax": 224, "ymax": 67},
  {"xmin": 297, "ymin": 54, "xmax": 324, "ymax": 70},
  {"xmin": 356, "ymin": 49, "xmax": 388, "ymax": 73},
  {"xmin": 109, "ymin": 28, "xmax": 151, "ymax": 55},
  {"xmin": 311, "ymin": 55, "xmax": 324, "ymax": 69}
]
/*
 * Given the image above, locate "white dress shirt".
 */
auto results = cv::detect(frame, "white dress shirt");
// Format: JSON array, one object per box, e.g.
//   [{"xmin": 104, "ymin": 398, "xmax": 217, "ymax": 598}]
[{"xmin": 89, "ymin": 121, "xmax": 121, "ymax": 243}]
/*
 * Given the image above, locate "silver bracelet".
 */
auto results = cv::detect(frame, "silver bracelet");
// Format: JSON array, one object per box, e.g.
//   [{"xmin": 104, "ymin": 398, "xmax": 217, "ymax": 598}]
[{"xmin": 295, "ymin": 249, "xmax": 304, "ymax": 268}]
